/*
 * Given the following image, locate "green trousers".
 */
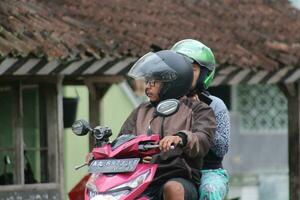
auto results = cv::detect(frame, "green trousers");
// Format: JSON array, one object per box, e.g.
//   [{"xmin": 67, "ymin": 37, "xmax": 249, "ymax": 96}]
[{"xmin": 199, "ymin": 168, "xmax": 229, "ymax": 200}]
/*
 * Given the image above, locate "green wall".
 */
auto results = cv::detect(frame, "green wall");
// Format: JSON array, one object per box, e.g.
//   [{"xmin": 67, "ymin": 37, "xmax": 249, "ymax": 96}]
[
  {"xmin": 64, "ymin": 84, "xmax": 134, "ymax": 198},
  {"xmin": 64, "ymin": 86, "xmax": 89, "ymax": 197},
  {"xmin": 101, "ymin": 84, "xmax": 135, "ymax": 139}
]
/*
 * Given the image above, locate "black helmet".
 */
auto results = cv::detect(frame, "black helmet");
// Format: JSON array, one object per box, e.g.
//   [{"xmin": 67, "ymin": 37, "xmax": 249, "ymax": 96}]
[{"xmin": 128, "ymin": 50, "xmax": 193, "ymax": 101}]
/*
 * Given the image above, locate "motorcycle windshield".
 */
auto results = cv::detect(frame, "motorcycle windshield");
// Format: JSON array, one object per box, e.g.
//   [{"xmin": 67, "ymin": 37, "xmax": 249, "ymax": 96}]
[
  {"xmin": 111, "ymin": 134, "xmax": 136, "ymax": 150},
  {"xmin": 127, "ymin": 52, "xmax": 177, "ymax": 82}
]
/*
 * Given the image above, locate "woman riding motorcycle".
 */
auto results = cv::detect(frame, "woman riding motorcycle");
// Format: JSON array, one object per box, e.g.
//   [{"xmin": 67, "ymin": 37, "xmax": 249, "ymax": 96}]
[{"xmin": 171, "ymin": 39, "xmax": 230, "ymax": 200}]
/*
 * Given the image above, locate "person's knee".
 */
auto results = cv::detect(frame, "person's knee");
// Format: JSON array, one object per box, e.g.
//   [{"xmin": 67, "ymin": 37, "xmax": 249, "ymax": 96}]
[{"xmin": 163, "ymin": 180, "xmax": 184, "ymax": 197}]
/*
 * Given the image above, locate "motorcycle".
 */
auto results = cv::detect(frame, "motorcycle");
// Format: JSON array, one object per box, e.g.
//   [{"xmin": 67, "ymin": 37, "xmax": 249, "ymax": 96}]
[{"xmin": 70, "ymin": 99, "xmax": 180, "ymax": 200}]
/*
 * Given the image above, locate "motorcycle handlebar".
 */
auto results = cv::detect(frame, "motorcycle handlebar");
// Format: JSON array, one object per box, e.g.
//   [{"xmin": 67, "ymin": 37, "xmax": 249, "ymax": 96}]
[{"xmin": 138, "ymin": 144, "xmax": 175, "ymax": 151}]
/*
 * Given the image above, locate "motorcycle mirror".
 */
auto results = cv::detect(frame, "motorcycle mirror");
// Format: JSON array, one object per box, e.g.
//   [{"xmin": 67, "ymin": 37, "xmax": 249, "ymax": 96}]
[
  {"xmin": 71, "ymin": 119, "xmax": 91, "ymax": 136},
  {"xmin": 156, "ymin": 99, "xmax": 180, "ymax": 117}
]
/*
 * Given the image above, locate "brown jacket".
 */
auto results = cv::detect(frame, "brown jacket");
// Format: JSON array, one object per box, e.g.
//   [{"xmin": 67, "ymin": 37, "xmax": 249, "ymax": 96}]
[{"xmin": 119, "ymin": 96, "xmax": 216, "ymax": 185}]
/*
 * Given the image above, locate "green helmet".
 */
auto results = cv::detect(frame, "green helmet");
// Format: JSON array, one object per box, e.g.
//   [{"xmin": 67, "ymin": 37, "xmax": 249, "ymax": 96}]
[{"xmin": 171, "ymin": 39, "xmax": 216, "ymax": 90}]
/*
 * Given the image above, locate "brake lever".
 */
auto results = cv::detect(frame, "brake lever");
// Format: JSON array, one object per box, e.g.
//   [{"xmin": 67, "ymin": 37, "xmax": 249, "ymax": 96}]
[{"xmin": 75, "ymin": 163, "xmax": 88, "ymax": 170}]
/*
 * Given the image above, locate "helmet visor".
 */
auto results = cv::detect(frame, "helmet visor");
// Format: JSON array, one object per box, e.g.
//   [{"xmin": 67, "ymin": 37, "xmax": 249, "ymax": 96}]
[{"xmin": 127, "ymin": 52, "xmax": 177, "ymax": 82}]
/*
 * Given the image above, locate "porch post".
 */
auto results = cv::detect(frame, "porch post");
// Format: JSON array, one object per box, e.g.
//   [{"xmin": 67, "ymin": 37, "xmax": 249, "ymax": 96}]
[
  {"xmin": 12, "ymin": 82, "xmax": 24, "ymax": 184},
  {"xmin": 281, "ymin": 81, "xmax": 300, "ymax": 199},
  {"xmin": 86, "ymin": 82, "xmax": 109, "ymax": 150}
]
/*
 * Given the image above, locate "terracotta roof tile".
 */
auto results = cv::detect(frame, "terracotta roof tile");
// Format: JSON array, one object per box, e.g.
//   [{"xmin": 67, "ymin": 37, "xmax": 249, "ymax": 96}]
[{"xmin": 0, "ymin": 0, "xmax": 300, "ymax": 70}]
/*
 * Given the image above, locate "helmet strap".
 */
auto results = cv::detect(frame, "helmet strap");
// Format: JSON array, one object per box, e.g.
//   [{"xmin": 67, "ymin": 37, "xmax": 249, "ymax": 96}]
[
  {"xmin": 203, "ymin": 69, "xmax": 215, "ymax": 89},
  {"xmin": 196, "ymin": 67, "xmax": 208, "ymax": 91}
]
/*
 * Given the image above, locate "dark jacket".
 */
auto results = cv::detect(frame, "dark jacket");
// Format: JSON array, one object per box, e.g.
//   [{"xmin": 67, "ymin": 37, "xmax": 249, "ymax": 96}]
[{"xmin": 119, "ymin": 96, "xmax": 216, "ymax": 185}]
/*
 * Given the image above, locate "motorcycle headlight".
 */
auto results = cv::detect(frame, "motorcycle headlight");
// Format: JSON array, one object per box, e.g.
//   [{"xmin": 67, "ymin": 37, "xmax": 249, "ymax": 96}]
[
  {"xmin": 88, "ymin": 170, "xmax": 150, "ymax": 199},
  {"xmin": 110, "ymin": 170, "xmax": 150, "ymax": 191},
  {"xmin": 86, "ymin": 173, "xmax": 101, "ymax": 192}
]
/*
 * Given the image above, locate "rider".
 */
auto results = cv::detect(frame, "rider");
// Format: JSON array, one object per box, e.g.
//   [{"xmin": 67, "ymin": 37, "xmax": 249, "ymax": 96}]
[
  {"xmin": 119, "ymin": 50, "xmax": 216, "ymax": 200},
  {"xmin": 171, "ymin": 39, "xmax": 230, "ymax": 200}
]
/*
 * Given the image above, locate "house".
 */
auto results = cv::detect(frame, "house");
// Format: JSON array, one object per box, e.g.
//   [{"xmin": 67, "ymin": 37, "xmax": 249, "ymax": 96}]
[{"xmin": 0, "ymin": 0, "xmax": 299, "ymax": 199}]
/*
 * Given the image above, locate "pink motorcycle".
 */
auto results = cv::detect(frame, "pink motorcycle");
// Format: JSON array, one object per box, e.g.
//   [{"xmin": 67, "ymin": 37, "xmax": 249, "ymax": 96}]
[
  {"xmin": 71, "ymin": 99, "xmax": 180, "ymax": 200},
  {"xmin": 71, "ymin": 119, "xmax": 165, "ymax": 200}
]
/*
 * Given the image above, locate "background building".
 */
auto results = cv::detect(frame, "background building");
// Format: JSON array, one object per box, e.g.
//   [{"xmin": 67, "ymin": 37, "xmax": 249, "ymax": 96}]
[{"xmin": 0, "ymin": 0, "xmax": 300, "ymax": 199}]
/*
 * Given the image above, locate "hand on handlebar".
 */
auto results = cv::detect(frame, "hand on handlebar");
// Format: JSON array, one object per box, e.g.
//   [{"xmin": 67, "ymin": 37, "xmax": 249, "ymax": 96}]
[{"xmin": 159, "ymin": 135, "xmax": 182, "ymax": 152}]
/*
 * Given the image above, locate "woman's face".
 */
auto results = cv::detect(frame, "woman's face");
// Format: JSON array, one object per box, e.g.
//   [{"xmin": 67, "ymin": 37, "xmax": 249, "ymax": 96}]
[
  {"xmin": 145, "ymin": 79, "xmax": 162, "ymax": 102},
  {"xmin": 192, "ymin": 63, "xmax": 201, "ymax": 88}
]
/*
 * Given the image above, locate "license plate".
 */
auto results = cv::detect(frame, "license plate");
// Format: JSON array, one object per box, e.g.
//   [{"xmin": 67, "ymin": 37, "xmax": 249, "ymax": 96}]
[{"xmin": 89, "ymin": 158, "xmax": 140, "ymax": 173}]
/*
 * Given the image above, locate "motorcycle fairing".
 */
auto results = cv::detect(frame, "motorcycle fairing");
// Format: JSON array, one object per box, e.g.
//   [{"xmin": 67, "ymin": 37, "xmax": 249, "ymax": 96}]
[
  {"xmin": 85, "ymin": 164, "xmax": 157, "ymax": 200},
  {"xmin": 92, "ymin": 134, "xmax": 160, "ymax": 159}
]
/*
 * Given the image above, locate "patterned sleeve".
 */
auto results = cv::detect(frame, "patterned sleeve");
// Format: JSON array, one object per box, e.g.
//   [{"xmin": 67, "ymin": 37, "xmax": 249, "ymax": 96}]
[{"xmin": 209, "ymin": 96, "xmax": 230, "ymax": 157}]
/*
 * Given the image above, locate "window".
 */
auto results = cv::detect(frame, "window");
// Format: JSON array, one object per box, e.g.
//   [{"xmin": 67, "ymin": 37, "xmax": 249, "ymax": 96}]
[
  {"xmin": 0, "ymin": 87, "xmax": 13, "ymax": 185},
  {"xmin": 23, "ymin": 86, "xmax": 48, "ymax": 184},
  {"xmin": 235, "ymin": 84, "xmax": 288, "ymax": 134},
  {"xmin": 0, "ymin": 84, "xmax": 52, "ymax": 185}
]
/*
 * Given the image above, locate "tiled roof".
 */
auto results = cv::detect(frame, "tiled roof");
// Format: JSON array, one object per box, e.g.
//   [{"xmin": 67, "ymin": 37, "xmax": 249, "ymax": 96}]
[
  {"xmin": 0, "ymin": 0, "xmax": 300, "ymax": 72},
  {"xmin": 0, "ymin": 0, "xmax": 109, "ymax": 60}
]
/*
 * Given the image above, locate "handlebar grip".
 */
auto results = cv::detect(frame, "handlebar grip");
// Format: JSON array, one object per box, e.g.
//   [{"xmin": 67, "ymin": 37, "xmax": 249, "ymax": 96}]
[
  {"xmin": 139, "ymin": 144, "xmax": 176, "ymax": 150},
  {"xmin": 139, "ymin": 144, "xmax": 159, "ymax": 150}
]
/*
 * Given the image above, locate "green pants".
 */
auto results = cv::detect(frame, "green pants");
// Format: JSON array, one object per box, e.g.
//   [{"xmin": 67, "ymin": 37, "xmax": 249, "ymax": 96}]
[{"xmin": 199, "ymin": 168, "xmax": 229, "ymax": 200}]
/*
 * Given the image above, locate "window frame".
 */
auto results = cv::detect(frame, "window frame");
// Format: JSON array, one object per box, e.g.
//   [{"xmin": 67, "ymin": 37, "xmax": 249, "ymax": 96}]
[{"xmin": 0, "ymin": 81, "xmax": 64, "ymax": 198}]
